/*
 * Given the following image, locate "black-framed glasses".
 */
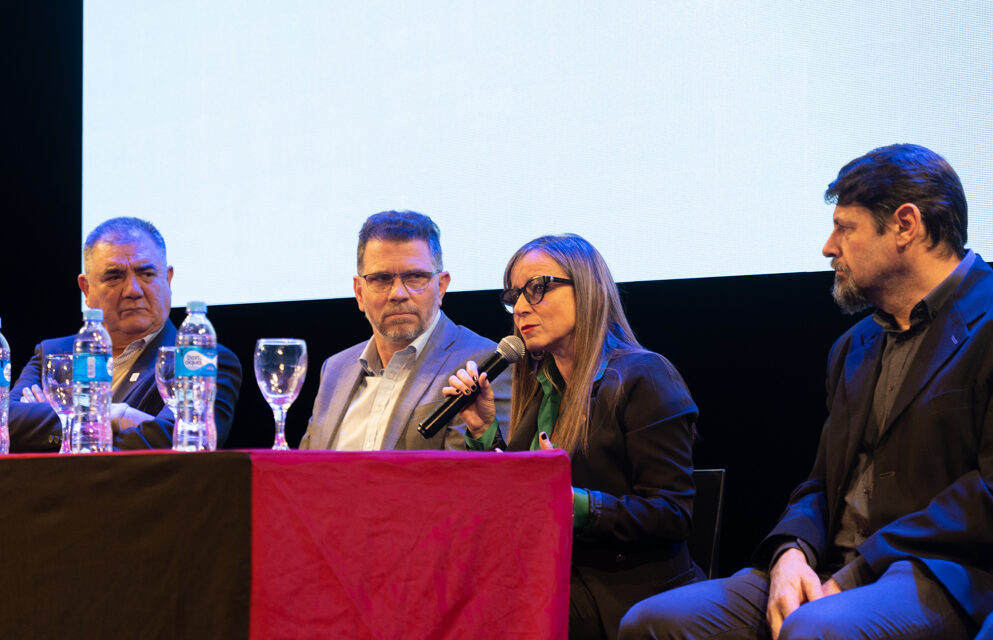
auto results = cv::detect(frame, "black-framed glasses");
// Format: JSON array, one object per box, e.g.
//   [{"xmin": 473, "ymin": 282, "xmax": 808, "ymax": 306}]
[
  {"xmin": 358, "ymin": 270, "xmax": 440, "ymax": 293},
  {"xmin": 500, "ymin": 275, "xmax": 573, "ymax": 313}
]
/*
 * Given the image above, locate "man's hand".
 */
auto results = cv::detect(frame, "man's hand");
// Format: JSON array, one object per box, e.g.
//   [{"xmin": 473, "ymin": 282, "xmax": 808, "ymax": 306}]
[
  {"xmin": 110, "ymin": 403, "xmax": 128, "ymax": 433},
  {"xmin": 820, "ymin": 577, "xmax": 841, "ymax": 597},
  {"xmin": 19, "ymin": 384, "xmax": 46, "ymax": 403},
  {"xmin": 767, "ymin": 548, "xmax": 823, "ymax": 639},
  {"xmin": 109, "ymin": 403, "xmax": 154, "ymax": 433}
]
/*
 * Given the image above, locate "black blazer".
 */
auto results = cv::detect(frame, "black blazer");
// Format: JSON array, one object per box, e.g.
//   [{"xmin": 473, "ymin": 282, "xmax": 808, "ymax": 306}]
[
  {"xmin": 8, "ymin": 320, "xmax": 243, "ymax": 451},
  {"xmin": 756, "ymin": 255, "xmax": 993, "ymax": 626},
  {"xmin": 507, "ymin": 350, "xmax": 700, "ymax": 638}
]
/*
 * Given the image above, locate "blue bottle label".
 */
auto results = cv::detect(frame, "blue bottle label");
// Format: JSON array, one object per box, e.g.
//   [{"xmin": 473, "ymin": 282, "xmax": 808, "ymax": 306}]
[
  {"xmin": 0, "ymin": 360, "xmax": 10, "ymax": 388},
  {"xmin": 176, "ymin": 347, "xmax": 218, "ymax": 377},
  {"xmin": 72, "ymin": 354, "xmax": 113, "ymax": 383}
]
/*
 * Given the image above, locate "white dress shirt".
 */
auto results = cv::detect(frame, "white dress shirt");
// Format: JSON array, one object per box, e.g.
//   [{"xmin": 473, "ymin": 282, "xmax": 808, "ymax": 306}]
[{"xmin": 333, "ymin": 312, "xmax": 441, "ymax": 451}]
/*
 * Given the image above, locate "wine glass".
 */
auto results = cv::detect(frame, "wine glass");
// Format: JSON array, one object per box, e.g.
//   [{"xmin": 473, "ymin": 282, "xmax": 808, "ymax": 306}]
[
  {"xmin": 155, "ymin": 347, "xmax": 178, "ymax": 416},
  {"xmin": 253, "ymin": 339, "xmax": 307, "ymax": 450},
  {"xmin": 42, "ymin": 354, "xmax": 74, "ymax": 455}
]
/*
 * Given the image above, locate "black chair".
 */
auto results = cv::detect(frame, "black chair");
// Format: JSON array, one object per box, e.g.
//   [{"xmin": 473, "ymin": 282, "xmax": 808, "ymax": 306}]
[{"xmin": 688, "ymin": 468, "xmax": 726, "ymax": 579}]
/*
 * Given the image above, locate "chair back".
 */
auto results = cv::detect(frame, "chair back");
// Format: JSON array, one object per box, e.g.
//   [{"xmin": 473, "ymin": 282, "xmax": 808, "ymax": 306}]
[{"xmin": 688, "ymin": 468, "xmax": 726, "ymax": 579}]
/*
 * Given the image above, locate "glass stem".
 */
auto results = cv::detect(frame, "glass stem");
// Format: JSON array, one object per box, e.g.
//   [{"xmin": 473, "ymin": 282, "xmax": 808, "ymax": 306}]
[
  {"xmin": 59, "ymin": 414, "xmax": 73, "ymax": 455},
  {"xmin": 272, "ymin": 405, "xmax": 288, "ymax": 450}
]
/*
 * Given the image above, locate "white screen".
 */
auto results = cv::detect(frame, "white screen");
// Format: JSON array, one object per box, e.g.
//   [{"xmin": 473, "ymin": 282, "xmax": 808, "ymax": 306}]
[{"xmin": 83, "ymin": 1, "xmax": 993, "ymax": 305}]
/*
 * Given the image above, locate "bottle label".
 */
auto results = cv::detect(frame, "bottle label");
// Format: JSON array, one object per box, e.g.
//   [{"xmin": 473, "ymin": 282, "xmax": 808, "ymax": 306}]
[
  {"xmin": 73, "ymin": 354, "xmax": 113, "ymax": 383},
  {"xmin": 177, "ymin": 347, "xmax": 218, "ymax": 377},
  {"xmin": 0, "ymin": 360, "xmax": 10, "ymax": 388}
]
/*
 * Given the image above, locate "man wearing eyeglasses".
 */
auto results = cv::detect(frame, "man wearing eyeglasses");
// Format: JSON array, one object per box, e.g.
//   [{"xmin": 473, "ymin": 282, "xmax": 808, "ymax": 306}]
[{"xmin": 299, "ymin": 210, "xmax": 511, "ymax": 451}]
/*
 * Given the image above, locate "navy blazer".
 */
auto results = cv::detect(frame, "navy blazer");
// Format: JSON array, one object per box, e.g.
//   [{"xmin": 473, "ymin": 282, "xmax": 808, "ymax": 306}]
[
  {"xmin": 756, "ymin": 255, "xmax": 993, "ymax": 626},
  {"xmin": 8, "ymin": 320, "xmax": 243, "ymax": 451}
]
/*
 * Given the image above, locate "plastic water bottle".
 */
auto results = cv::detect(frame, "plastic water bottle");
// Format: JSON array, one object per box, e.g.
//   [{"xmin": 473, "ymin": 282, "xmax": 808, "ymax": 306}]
[
  {"xmin": 0, "ymin": 317, "xmax": 11, "ymax": 455},
  {"xmin": 174, "ymin": 301, "xmax": 218, "ymax": 452},
  {"xmin": 72, "ymin": 308, "xmax": 113, "ymax": 453}
]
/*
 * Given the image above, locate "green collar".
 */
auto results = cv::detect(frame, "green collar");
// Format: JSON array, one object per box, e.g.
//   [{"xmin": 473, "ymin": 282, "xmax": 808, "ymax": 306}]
[{"xmin": 536, "ymin": 356, "xmax": 608, "ymax": 394}]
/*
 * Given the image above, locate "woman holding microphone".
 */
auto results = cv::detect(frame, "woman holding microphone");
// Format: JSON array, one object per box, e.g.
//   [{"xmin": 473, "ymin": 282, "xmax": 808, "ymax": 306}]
[{"xmin": 445, "ymin": 234, "xmax": 702, "ymax": 640}]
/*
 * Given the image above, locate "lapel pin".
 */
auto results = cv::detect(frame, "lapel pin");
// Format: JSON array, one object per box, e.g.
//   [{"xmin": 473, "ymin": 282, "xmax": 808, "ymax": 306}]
[{"xmin": 130, "ymin": 372, "xmax": 140, "ymax": 382}]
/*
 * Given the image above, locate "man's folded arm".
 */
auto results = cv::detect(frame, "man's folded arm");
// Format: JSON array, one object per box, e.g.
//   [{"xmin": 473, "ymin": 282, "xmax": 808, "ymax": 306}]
[{"xmin": 114, "ymin": 344, "xmax": 243, "ymax": 450}]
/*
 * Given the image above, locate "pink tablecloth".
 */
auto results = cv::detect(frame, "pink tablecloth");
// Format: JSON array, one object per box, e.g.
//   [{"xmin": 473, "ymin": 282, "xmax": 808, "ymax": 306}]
[{"xmin": 250, "ymin": 449, "xmax": 573, "ymax": 639}]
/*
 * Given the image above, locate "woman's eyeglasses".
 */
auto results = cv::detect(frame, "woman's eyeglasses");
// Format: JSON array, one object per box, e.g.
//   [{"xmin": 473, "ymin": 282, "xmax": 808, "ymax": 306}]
[{"xmin": 500, "ymin": 275, "xmax": 573, "ymax": 313}]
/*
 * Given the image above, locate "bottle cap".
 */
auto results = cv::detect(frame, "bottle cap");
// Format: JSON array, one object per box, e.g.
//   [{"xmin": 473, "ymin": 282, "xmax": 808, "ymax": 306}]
[
  {"xmin": 83, "ymin": 309, "xmax": 104, "ymax": 321},
  {"xmin": 187, "ymin": 301, "xmax": 207, "ymax": 313}
]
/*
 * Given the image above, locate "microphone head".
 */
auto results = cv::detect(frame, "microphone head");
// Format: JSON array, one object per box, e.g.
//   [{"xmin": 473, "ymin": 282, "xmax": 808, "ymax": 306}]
[{"xmin": 496, "ymin": 335, "xmax": 527, "ymax": 363}]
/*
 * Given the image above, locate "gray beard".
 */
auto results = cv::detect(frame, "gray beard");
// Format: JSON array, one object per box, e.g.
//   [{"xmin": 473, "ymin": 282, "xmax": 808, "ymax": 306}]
[
  {"xmin": 831, "ymin": 277, "xmax": 871, "ymax": 315},
  {"xmin": 380, "ymin": 323, "xmax": 424, "ymax": 343},
  {"xmin": 374, "ymin": 309, "xmax": 428, "ymax": 344}
]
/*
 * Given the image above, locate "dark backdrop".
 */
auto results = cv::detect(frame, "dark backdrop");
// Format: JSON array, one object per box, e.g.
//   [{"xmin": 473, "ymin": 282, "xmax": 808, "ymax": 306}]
[{"xmin": 3, "ymin": 2, "xmax": 866, "ymax": 576}]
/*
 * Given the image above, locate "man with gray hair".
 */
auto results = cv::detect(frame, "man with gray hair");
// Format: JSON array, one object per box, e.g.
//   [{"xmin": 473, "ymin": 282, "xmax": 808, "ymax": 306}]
[
  {"xmin": 299, "ymin": 210, "xmax": 510, "ymax": 450},
  {"xmin": 9, "ymin": 217, "xmax": 242, "ymax": 450}
]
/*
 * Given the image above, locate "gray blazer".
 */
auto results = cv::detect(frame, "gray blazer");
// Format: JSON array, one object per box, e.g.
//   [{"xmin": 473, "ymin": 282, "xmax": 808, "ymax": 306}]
[{"xmin": 298, "ymin": 312, "xmax": 511, "ymax": 450}]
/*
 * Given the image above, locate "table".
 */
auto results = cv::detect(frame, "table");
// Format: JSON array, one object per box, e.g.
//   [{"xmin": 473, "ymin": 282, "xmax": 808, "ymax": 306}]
[{"xmin": 0, "ymin": 449, "xmax": 573, "ymax": 639}]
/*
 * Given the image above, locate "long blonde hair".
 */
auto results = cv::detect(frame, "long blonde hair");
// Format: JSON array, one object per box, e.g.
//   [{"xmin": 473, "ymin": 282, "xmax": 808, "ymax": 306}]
[{"xmin": 505, "ymin": 234, "xmax": 642, "ymax": 454}]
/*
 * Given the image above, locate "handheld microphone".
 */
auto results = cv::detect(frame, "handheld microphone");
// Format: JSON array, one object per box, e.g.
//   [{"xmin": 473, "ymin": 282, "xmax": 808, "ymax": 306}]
[{"xmin": 417, "ymin": 335, "xmax": 526, "ymax": 439}]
